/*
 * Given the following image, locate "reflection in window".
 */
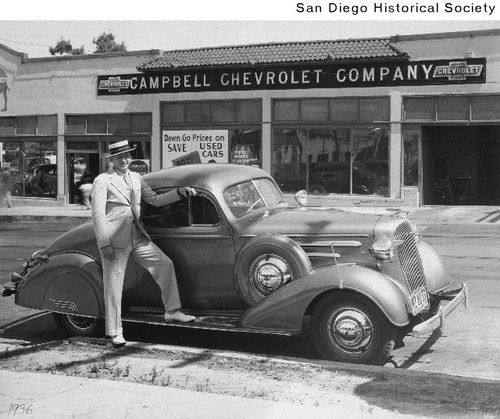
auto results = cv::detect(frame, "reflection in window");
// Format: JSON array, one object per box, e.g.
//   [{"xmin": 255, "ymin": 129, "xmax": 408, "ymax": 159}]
[
  {"xmin": 229, "ymin": 129, "xmax": 261, "ymax": 167},
  {"xmin": 224, "ymin": 178, "xmax": 285, "ymax": 217},
  {"xmin": 143, "ymin": 193, "xmax": 219, "ymax": 228},
  {"xmin": 0, "ymin": 140, "xmax": 57, "ymax": 197},
  {"xmin": 272, "ymin": 127, "xmax": 389, "ymax": 196},
  {"xmin": 403, "ymin": 129, "xmax": 419, "ymax": 187}
]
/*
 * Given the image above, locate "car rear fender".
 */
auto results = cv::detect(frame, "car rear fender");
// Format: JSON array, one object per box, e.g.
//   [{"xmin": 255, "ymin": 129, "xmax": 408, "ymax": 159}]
[
  {"xmin": 15, "ymin": 252, "xmax": 104, "ymax": 318},
  {"xmin": 240, "ymin": 264, "xmax": 410, "ymax": 333}
]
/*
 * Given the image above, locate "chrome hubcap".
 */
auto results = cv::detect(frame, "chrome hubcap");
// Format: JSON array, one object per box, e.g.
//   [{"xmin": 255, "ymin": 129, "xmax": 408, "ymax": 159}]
[
  {"xmin": 249, "ymin": 254, "xmax": 292, "ymax": 298},
  {"xmin": 328, "ymin": 308, "xmax": 373, "ymax": 354}
]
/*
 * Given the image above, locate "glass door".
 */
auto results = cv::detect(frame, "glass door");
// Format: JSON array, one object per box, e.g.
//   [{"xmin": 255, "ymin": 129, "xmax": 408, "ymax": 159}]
[{"xmin": 67, "ymin": 152, "xmax": 99, "ymax": 204}]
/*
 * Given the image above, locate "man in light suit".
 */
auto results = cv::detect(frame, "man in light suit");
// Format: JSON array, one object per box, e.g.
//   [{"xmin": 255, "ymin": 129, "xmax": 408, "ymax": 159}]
[{"xmin": 92, "ymin": 139, "xmax": 196, "ymax": 347}]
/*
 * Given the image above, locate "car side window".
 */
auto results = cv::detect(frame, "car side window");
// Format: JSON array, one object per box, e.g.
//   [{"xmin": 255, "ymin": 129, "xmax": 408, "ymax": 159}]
[
  {"xmin": 142, "ymin": 193, "xmax": 220, "ymax": 228},
  {"xmin": 191, "ymin": 194, "xmax": 220, "ymax": 225},
  {"xmin": 142, "ymin": 200, "xmax": 189, "ymax": 228}
]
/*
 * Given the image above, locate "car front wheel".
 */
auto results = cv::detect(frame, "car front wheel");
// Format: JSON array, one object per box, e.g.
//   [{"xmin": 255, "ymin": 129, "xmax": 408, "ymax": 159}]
[
  {"xmin": 53, "ymin": 313, "xmax": 103, "ymax": 337},
  {"xmin": 311, "ymin": 294, "xmax": 396, "ymax": 365}
]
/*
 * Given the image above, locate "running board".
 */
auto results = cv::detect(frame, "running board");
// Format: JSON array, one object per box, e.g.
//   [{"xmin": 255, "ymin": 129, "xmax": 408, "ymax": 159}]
[{"xmin": 121, "ymin": 312, "xmax": 296, "ymax": 336}]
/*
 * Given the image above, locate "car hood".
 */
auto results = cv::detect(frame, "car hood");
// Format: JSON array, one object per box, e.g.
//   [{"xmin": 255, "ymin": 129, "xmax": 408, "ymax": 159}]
[{"xmin": 242, "ymin": 207, "xmax": 383, "ymax": 236}]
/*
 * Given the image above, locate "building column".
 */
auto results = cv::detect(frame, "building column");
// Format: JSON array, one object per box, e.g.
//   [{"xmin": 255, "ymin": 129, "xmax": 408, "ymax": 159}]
[
  {"xmin": 262, "ymin": 95, "xmax": 272, "ymax": 173},
  {"xmin": 56, "ymin": 113, "xmax": 66, "ymax": 205},
  {"xmin": 389, "ymin": 93, "xmax": 402, "ymax": 199},
  {"xmin": 151, "ymin": 103, "xmax": 161, "ymax": 171}
]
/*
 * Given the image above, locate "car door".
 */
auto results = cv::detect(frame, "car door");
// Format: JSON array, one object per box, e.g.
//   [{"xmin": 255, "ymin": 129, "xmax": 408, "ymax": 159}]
[{"xmin": 126, "ymin": 190, "xmax": 245, "ymax": 310}]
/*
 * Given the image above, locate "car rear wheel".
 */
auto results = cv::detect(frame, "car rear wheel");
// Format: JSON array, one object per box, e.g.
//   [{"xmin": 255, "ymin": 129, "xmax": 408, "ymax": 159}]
[
  {"xmin": 53, "ymin": 313, "xmax": 103, "ymax": 337},
  {"xmin": 234, "ymin": 234, "xmax": 312, "ymax": 306},
  {"xmin": 311, "ymin": 294, "xmax": 396, "ymax": 365}
]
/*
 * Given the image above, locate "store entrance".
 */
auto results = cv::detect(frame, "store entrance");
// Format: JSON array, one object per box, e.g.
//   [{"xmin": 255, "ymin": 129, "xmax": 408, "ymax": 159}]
[
  {"xmin": 67, "ymin": 152, "xmax": 99, "ymax": 204},
  {"xmin": 422, "ymin": 125, "xmax": 500, "ymax": 205}
]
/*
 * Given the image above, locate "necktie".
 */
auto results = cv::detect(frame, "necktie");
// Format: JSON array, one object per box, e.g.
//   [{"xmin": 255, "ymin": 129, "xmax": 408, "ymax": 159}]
[{"xmin": 124, "ymin": 173, "xmax": 131, "ymax": 188}]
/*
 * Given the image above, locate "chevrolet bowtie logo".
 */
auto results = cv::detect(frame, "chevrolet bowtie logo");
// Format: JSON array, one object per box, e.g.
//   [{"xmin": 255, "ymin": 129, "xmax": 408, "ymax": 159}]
[
  {"xmin": 98, "ymin": 76, "xmax": 131, "ymax": 92},
  {"xmin": 433, "ymin": 61, "xmax": 483, "ymax": 81}
]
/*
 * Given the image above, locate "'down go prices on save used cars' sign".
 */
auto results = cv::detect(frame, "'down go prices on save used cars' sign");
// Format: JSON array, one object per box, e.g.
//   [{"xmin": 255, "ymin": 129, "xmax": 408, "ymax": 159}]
[{"xmin": 162, "ymin": 130, "xmax": 229, "ymax": 168}]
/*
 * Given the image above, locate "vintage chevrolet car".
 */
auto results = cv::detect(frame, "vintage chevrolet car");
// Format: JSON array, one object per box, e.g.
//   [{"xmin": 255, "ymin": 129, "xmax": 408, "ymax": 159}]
[{"xmin": 3, "ymin": 164, "xmax": 467, "ymax": 365}]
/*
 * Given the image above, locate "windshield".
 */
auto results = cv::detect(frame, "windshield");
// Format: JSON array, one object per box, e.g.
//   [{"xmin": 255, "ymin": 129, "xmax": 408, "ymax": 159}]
[{"xmin": 224, "ymin": 178, "xmax": 287, "ymax": 217}]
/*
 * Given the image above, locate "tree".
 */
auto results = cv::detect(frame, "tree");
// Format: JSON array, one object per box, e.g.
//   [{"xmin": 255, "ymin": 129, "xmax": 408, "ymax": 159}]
[
  {"xmin": 49, "ymin": 38, "xmax": 85, "ymax": 56},
  {"xmin": 92, "ymin": 32, "xmax": 127, "ymax": 54}
]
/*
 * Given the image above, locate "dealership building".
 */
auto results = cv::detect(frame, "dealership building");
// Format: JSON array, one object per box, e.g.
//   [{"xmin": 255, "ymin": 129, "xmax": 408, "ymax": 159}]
[{"xmin": 0, "ymin": 28, "xmax": 499, "ymax": 206}]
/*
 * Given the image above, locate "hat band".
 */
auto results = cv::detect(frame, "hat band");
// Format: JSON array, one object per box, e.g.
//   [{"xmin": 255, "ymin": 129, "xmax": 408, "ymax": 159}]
[{"xmin": 109, "ymin": 144, "xmax": 133, "ymax": 155}]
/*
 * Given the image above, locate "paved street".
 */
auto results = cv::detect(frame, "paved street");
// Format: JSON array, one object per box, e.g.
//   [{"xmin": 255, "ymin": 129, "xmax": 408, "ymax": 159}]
[{"xmin": 1, "ymin": 216, "xmax": 499, "ymax": 380}]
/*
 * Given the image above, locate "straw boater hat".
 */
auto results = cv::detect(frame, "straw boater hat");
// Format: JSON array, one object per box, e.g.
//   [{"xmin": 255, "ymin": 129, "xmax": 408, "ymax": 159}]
[{"xmin": 106, "ymin": 140, "xmax": 137, "ymax": 158}]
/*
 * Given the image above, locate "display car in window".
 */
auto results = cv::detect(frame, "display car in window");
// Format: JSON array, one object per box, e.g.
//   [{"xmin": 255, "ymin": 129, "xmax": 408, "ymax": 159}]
[
  {"xmin": 29, "ymin": 164, "xmax": 57, "ymax": 197},
  {"xmin": 308, "ymin": 161, "xmax": 380, "ymax": 195},
  {"xmin": 3, "ymin": 164, "xmax": 467, "ymax": 365}
]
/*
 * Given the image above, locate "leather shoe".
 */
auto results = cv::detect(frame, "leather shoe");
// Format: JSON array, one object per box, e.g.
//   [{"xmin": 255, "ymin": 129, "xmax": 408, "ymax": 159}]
[
  {"xmin": 164, "ymin": 310, "xmax": 196, "ymax": 323},
  {"xmin": 111, "ymin": 334, "xmax": 126, "ymax": 347}
]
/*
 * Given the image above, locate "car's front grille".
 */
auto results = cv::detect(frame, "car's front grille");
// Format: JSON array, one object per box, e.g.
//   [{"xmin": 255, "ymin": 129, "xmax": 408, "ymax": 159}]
[{"xmin": 394, "ymin": 222, "xmax": 427, "ymax": 295}]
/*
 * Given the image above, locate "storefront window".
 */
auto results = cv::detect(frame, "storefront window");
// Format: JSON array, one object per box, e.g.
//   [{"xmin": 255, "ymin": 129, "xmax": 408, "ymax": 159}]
[
  {"xmin": 186, "ymin": 102, "xmax": 210, "ymax": 123},
  {"xmin": 404, "ymin": 96, "xmax": 500, "ymax": 122},
  {"xmin": 330, "ymin": 99, "xmax": 357, "ymax": 121},
  {"xmin": 359, "ymin": 98, "xmax": 390, "ymax": 121},
  {"xmin": 229, "ymin": 129, "xmax": 261, "ymax": 167},
  {"xmin": 274, "ymin": 101, "xmax": 300, "ymax": 121},
  {"xmin": 161, "ymin": 100, "xmax": 262, "ymax": 168},
  {"xmin": 403, "ymin": 129, "xmax": 419, "ymax": 187},
  {"xmin": 301, "ymin": 100, "xmax": 329, "ymax": 122},
  {"xmin": 87, "ymin": 115, "xmax": 107, "ymax": 134},
  {"xmin": 0, "ymin": 118, "xmax": 15, "ymax": 136},
  {"xmin": 472, "ymin": 95, "xmax": 500, "ymax": 120},
  {"xmin": 212, "ymin": 101, "xmax": 236, "ymax": 123},
  {"xmin": 272, "ymin": 97, "xmax": 389, "ymax": 196},
  {"xmin": 38, "ymin": 116, "xmax": 58, "ymax": 135},
  {"xmin": 131, "ymin": 114, "xmax": 152, "ymax": 133},
  {"xmin": 0, "ymin": 139, "xmax": 57, "ymax": 197},
  {"xmin": 66, "ymin": 114, "xmax": 152, "ymax": 135},
  {"xmin": 66, "ymin": 116, "xmax": 86, "ymax": 134},
  {"xmin": 272, "ymin": 126, "xmax": 389, "ymax": 196},
  {"xmin": 162, "ymin": 103, "xmax": 185, "ymax": 123},
  {"xmin": 17, "ymin": 117, "xmax": 37, "ymax": 135},
  {"xmin": 404, "ymin": 97, "xmax": 436, "ymax": 120},
  {"xmin": 437, "ymin": 97, "xmax": 470, "ymax": 120},
  {"xmin": 108, "ymin": 114, "xmax": 130, "ymax": 134},
  {"xmin": 236, "ymin": 101, "xmax": 261, "ymax": 123}
]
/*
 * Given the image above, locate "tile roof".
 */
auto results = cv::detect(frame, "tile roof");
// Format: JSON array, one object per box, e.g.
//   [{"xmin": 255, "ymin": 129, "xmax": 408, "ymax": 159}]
[{"xmin": 137, "ymin": 38, "xmax": 409, "ymax": 71}]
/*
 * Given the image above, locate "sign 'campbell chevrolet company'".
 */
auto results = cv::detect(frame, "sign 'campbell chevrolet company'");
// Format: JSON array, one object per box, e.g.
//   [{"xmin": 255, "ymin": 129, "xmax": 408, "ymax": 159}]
[{"xmin": 97, "ymin": 58, "xmax": 486, "ymax": 96}]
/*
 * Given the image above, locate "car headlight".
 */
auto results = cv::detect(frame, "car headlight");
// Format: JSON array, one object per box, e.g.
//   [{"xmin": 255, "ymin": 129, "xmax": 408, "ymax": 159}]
[
  {"xmin": 412, "ymin": 225, "xmax": 428, "ymax": 243},
  {"xmin": 369, "ymin": 238, "xmax": 403, "ymax": 262}
]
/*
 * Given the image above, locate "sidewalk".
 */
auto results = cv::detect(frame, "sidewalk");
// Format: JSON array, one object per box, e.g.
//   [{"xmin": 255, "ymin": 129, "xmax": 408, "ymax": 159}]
[
  {"xmin": 1, "ymin": 203, "xmax": 500, "ymax": 225},
  {"xmin": 1, "ymin": 369, "xmax": 365, "ymax": 419},
  {"xmin": 0, "ymin": 204, "xmax": 92, "ymax": 223},
  {"xmin": 1, "ymin": 337, "xmax": 498, "ymax": 419}
]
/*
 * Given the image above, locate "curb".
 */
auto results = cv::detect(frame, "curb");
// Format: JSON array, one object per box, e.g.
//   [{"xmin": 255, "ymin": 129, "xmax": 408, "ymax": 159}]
[{"xmin": 1, "ymin": 336, "xmax": 498, "ymax": 384}]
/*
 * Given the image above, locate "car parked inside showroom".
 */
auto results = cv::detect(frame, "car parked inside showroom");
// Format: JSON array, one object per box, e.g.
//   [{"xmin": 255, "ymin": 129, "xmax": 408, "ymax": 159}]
[{"xmin": 3, "ymin": 164, "xmax": 467, "ymax": 365}]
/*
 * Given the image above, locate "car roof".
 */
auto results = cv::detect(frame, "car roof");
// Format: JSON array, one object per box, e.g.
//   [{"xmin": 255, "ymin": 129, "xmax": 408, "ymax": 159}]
[{"xmin": 143, "ymin": 163, "xmax": 269, "ymax": 191}]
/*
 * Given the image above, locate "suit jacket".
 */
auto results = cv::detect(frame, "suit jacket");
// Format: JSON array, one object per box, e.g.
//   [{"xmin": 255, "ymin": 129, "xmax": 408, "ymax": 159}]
[{"xmin": 91, "ymin": 168, "xmax": 180, "ymax": 249}]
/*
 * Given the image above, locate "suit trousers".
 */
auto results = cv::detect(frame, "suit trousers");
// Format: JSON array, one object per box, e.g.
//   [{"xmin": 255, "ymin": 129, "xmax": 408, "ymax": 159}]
[{"xmin": 100, "ymin": 225, "xmax": 181, "ymax": 336}]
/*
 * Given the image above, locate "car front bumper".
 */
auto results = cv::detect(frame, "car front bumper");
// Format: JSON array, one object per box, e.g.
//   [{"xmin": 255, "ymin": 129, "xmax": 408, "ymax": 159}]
[{"xmin": 412, "ymin": 283, "xmax": 468, "ymax": 334}]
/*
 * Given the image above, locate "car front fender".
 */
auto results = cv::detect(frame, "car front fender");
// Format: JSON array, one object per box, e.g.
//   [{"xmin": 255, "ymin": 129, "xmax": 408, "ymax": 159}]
[
  {"xmin": 15, "ymin": 252, "xmax": 104, "ymax": 318},
  {"xmin": 418, "ymin": 241, "xmax": 451, "ymax": 293},
  {"xmin": 240, "ymin": 264, "xmax": 410, "ymax": 333}
]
